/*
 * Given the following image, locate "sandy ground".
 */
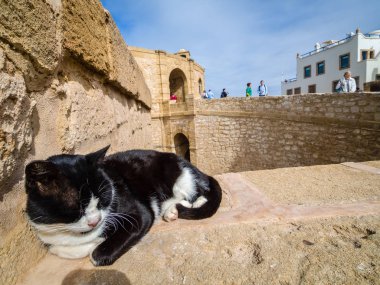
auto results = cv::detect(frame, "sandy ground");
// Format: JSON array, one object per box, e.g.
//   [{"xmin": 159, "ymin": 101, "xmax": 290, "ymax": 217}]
[
  {"xmin": 241, "ymin": 164, "xmax": 380, "ymax": 205},
  {"xmin": 363, "ymin": 160, "xmax": 380, "ymax": 169}
]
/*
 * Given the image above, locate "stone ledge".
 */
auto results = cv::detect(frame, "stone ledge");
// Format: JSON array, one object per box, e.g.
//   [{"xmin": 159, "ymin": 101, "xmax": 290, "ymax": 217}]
[
  {"xmin": 17, "ymin": 161, "xmax": 380, "ymax": 285},
  {"xmin": 195, "ymin": 110, "xmax": 380, "ymax": 129}
]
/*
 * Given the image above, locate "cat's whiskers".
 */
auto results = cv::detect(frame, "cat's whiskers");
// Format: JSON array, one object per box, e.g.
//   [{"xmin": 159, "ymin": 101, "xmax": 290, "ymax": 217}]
[
  {"xmin": 158, "ymin": 192, "xmax": 169, "ymax": 201},
  {"xmin": 113, "ymin": 218, "xmax": 129, "ymax": 233},
  {"xmin": 100, "ymin": 187, "xmax": 113, "ymax": 194},
  {"xmin": 99, "ymin": 188, "xmax": 114, "ymax": 199},
  {"xmin": 97, "ymin": 179, "xmax": 109, "ymax": 192},
  {"xmin": 120, "ymin": 213, "xmax": 140, "ymax": 230},
  {"xmin": 107, "ymin": 215, "xmax": 132, "ymax": 232},
  {"xmin": 109, "ymin": 196, "xmax": 122, "ymax": 210},
  {"xmin": 108, "ymin": 213, "xmax": 140, "ymax": 232},
  {"xmin": 30, "ymin": 216, "xmax": 43, "ymax": 222},
  {"xmin": 104, "ymin": 219, "xmax": 118, "ymax": 233},
  {"xmin": 98, "ymin": 179, "xmax": 114, "ymax": 194},
  {"xmin": 104, "ymin": 215, "xmax": 130, "ymax": 234}
]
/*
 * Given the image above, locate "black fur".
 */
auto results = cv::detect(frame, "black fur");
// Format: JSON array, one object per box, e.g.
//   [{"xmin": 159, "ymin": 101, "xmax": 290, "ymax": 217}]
[{"xmin": 25, "ymin": 146, "xmax": 222, "ymax": 266}]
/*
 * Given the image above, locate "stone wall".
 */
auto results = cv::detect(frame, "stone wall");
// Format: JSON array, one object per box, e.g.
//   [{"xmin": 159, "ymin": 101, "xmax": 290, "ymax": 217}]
[
  {"xmin": 0, "ymin": 1, "xmax": 152, "ymax": 284},
  {"xmin": 194, "ymin": 93, "xmax": 380, "ymax": 174}
]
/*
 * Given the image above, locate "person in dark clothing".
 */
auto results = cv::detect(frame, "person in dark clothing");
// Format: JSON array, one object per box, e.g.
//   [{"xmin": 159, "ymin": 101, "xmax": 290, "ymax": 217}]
[{"xmin": 220, "ymin": 88, "xmax": 228, "ymax": 98}]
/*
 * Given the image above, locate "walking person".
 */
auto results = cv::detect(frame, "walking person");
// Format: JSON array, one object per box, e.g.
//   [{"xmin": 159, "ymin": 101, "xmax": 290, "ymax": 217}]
[
  {"xmin": 335, "ymin": 71, "xmax": 356, "ymax": 93},
  {"xmin": 246, "ymin": 83, "xmax": 252, "ymax": 97},
  {"xmin": 257, "ymin": 80, "xmax": 268, "ymax": 96}
]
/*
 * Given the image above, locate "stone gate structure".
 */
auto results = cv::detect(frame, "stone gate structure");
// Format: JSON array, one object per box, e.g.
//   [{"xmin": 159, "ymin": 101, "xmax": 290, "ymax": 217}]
[{"xmin": 129, "ymin": 47, "xmax": 205, "ymax": 165}]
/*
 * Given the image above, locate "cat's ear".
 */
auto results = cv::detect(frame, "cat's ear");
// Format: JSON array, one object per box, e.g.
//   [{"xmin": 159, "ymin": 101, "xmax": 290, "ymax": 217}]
[
  {"xmin": 25, "ymin": 161, "xmax": 59, "ymax": 193},
  {"xmin": 25, "ymin": 161, "xmax": 77, "ymax": 200},
  {"xmin": 86, "ymin": 145, "xmax": 110, "ymax": 165},
  {"xmin": 25, "ymin": 160, "xmax": 58, "ymax": 179}
]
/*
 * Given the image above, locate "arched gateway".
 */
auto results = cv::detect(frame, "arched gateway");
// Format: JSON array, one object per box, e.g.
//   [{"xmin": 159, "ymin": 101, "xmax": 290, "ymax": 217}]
[
  {"xmin": 169, "ymin": 68, "xmax": 187, "ymax": 102},
  {"xmin": 174, "ymin": 133, "xmax": 190, "ymax": 161}
]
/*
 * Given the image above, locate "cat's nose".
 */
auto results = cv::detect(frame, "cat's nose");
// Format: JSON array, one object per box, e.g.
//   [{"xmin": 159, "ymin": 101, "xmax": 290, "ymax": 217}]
[{"xmin": 88, "ymin": 218, "xmax": 100, "ymax": 228}]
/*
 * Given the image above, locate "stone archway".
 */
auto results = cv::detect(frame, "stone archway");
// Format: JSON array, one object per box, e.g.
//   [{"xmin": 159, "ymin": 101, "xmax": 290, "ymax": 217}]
[
  {"xmin": 174, "ymin": 133, "xmax": 190, "ymax": 161},
  {"xmin": 169, "ymin": 68, "xmax": 187, "ymax": 102}
]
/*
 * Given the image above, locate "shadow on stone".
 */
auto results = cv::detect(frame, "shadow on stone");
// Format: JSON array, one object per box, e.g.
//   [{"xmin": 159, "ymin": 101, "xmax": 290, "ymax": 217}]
[{"xmin": 62, "ymin": 269, "xmax": 131, "ymax": 285}]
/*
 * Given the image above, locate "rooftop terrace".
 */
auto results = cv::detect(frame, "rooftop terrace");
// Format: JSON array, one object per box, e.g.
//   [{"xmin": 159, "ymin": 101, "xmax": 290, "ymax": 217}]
[{"xmin": 299, "ymin": 30, "xmax": 380, "ymax": 59}]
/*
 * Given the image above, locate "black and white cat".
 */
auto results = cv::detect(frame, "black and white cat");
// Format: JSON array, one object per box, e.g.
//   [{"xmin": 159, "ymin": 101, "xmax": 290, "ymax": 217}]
[{"xmin": 24, "ymin": 146, "xmax": 222, "ymax": 266}]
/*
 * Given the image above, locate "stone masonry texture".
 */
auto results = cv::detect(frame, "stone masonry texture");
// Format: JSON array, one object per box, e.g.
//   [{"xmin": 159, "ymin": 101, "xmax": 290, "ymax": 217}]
[
  {"xmin": 0, "ymin": 1, "xmax": 152, "ymax": 284},
  {"xmin": 193, "ymin": 94, "xmax": 380, "ymax": 174}
]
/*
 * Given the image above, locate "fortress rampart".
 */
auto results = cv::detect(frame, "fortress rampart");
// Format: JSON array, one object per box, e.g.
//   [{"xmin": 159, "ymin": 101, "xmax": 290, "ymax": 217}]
[{"xmin": 192, "ymin": 93, "xmax": 380, "ymax": 174}]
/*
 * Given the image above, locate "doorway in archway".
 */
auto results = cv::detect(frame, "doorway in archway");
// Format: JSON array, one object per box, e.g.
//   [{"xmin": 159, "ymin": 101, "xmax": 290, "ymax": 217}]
[
  {"xmin": 174, "ymin": 133, "xmax": 190, "ymax": 161},
  {"xmin": 169, "ymin": 68, "xmax": 187, "ymax": 102}
]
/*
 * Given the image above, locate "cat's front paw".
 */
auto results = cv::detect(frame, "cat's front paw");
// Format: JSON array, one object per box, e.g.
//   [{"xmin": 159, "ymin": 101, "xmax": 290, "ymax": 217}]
[
  {"xmin": 163, "ymin": 205, "xmax": 178, "ymax": 222},
  {"xmin": 90, "ymin": 248, "xmax": 115, "ymax": 266}
]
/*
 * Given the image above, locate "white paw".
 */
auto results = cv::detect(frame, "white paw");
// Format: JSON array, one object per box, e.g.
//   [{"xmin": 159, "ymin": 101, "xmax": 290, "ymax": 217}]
[
  {"xmin": 163, "ymin": 205, "xmax": 178, "ymax": 222},
  {"xmin": 179, "ymin": 200, "xmax": 192, "ymax": 208},
  {"xmin": 193, "ymin": 196, "xmax": 208, "ymax": 208}
]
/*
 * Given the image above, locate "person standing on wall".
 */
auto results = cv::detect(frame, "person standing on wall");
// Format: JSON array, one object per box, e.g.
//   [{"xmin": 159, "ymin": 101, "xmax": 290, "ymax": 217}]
[
  {"xmin": 202, "ymin": 90, "xmax": 208, "ymax": 99},
  {"xmin": 257, "ymin": 80, "xmax": 268, "ymax": 96},
  {"xmin": 207, "ymin": 89, "xmax": 215, "ymax": 99},
  {"xmin": 220, "ymin": 88, "xmax": 228, "ymax": 98},
  {"xmin": 335, "ymin": 71, "xmax": 356, "ymax": 93},
  {"xmin": 246, "ymin": 83, "xmax": 252, "ymax": 97}
]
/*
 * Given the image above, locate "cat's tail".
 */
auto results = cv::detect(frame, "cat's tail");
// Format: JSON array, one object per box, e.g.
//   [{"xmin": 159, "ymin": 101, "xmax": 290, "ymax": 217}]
[{"xmin": 176, "ymin": 176, "xmax": 222, "ymax": 220}]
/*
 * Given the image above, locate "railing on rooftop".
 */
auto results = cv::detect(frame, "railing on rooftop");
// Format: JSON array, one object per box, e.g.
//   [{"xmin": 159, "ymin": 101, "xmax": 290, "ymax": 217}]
[
  {"xmin": 299, "ymin": 32, "xmax": 380, "ymax": 59},
  {"xmin": 282, "ymin": 78, "xmax": 297, "ymax": 84},
  {"xmin": 363, "ymin": 33, "xmax": 380, "ymax": 39},
  {"xmin": 299, "ymin": 36, "xmax": 352, "ymax": 59}
]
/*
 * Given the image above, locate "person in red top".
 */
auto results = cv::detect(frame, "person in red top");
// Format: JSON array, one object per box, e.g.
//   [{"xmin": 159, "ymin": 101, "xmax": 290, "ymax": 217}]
[{"xmin": 170, "ymin": 93, "xmax": 177, "ymax": 102}]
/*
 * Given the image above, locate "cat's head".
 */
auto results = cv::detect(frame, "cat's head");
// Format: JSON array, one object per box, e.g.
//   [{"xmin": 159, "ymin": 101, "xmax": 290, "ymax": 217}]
[{"xmin": 25, "ymin": 146, "xmax": 112, "ymax": 233}]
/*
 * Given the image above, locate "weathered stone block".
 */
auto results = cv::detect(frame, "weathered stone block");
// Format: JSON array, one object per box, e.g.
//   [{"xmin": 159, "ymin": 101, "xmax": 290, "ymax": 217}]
[
  {"xmin": 0, "ymin": 69, "xmax": 35, "ymax": 194},
  {"xmin": 62, "ymin": 0, "xmax": 109, "ymax": 74},
  {"xmin": 0, "ymin": 0, "xmax": 59, "ymax": 72}
]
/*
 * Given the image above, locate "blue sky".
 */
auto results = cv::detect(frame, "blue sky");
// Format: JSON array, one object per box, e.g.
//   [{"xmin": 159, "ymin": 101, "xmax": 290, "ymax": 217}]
[{"xmin": 101, "ymin": 0, "xmax": 379, "ymax": 96}]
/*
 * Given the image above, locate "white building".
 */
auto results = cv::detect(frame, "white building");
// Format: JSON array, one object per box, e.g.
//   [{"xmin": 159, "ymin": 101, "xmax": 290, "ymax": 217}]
[{"xmin": 281, "ymin": 29, "xmax": 380, "ymax": 95}]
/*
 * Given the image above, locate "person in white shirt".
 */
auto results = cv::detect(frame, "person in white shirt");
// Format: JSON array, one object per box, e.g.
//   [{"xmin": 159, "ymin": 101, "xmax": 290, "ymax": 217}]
[
  {"xmin": 336, "ymin": 71, "xmax": 356, "ymax": 93},
  {"xmin": 207, "ymin": 89, "xmax": 215, "ymax": 99},
  {"xmin": 257, "ymin": 80, "xmax": 268, "ymax": 96}
]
